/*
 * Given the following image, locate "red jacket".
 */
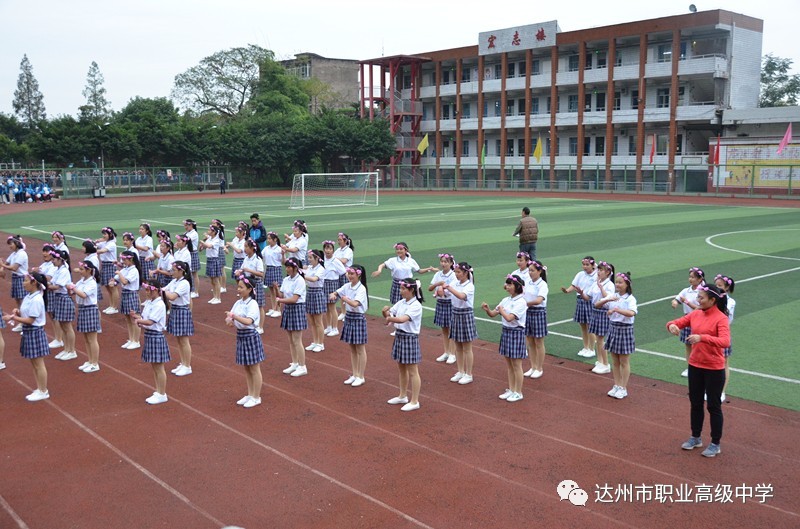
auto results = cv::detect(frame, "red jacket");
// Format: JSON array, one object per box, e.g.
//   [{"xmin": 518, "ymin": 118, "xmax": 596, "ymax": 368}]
[{"xmin": 667, "ymin": 307, "xmax": 730, "ymax": 370}]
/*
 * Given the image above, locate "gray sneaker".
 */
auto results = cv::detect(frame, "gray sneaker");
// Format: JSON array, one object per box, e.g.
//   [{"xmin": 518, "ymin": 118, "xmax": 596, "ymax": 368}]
[
  {"xmin": 701, "ymin": 443, "xmax": 721, "ymax": 457},
  {"xmin": 681, "ymin": 436, "xmax": 703, "ymax": 450}
]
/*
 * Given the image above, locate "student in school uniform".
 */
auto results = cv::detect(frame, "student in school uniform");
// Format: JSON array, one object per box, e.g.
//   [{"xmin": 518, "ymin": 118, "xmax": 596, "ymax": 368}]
[
  {"xmin": 95, "ymin": 227, "xmax": 119, "ymax": 314},
  {"xmin": 135, "ymin": 223, "xmax": 155, "ymax": 281},
  {"xmin": 281, "ymin": 220, "xmax": 309, "ymax": 266},
  {"xmin": 442, "ymin": 262, "xmax": 478, "ymax": 385},
  {"xmin": 69, "ymin": 261, "xmax": 102, "ymax": 372},
  {"xmin": 560, "ymin": 256, "xmax": 597, "ymax": 359},
  {"xmin": 111, "ymin": 251, "xmax": 142, "ymax": 350},
  {"xmin": 428, "ymin": 252, "xmax": 457, "ymax": 365},
  {"xmin": 333, "ymin": 232, "xmax": 354, "ymax": 321},
  {"xmin": 303, "ymin": 249, "xmax": 327, "ymax": 353},
  {"xmin": 173, "ymin": 235, "xmax": 192, "ymax": 276},
  {"xmin": 672, "ymin": 267, "xmax": 705, "ymax": 378},
  {"xmin": 32, "ymin": 244, "xmax": 63, "ymax": 346},
  {"xmin": 262, "ymin": 232, "xmax": 284, "ymax": 319},
  {"xmin": 603, "ymin": 272, "xmax": 638, "ymax": 400},
  {"xmin": 164, "ymin": 261, "xmax": 194, "ymax": 377},
  {"xmin": 1, "ymin": 235, "xmax": 29, "ymax": 320},
  {"xmin": 226, "ymin": 275, "xmax": 266, "ymax": 408},
  {"xmin": 234, "ymin": 239, "xmax": 265, "ymax": 334},
  {"xmin": 523, "ymin": 259, "xmax": 549, "ymax": 379},
  {"xmin": 277, "ymin": 257, "xmax": 308, "ymax": 377},
  {"xmin": 371, "ymin": 242, "xmax": 429, "ymax": 305},
  {"xmin": 481, "ymin": 274, "xmax": 528, "ymax": 402},
  {"xmin": 199, "ymin": 224, "xmax": 224, "ymax": 304},
  {"xmin": 132, "ymin": 282, "xmax": 171, "ymax": 405},
  {"xmin": 322, "ymin": 240, "xmax": 346, "ymax": 337},
  {"xmin": 329, "ymin": 265, "xmax": 369, "ymax": 387},
  {"xmin": 226, "ymin": 223, "xmax": 247, "ymax": 285},
  {"xmin": 383, "ymin": 279, "xmax": 424, "ymax": 411},
  {"xmin": 586, "ymin": 260, "xmax": 615, "ymax": 375},
  {"xmin": 211, "ymin": 219, "xmax": 228, "ymax": 294},
  {"xmin": 510, "ymin": 251, "xmax": 532, "ymax": 285},
  {"xmin": 182, "ymin": 219, "xmax": 201, "ymax": 298},
  {"xmin": 153, "ymin": 238, "xmax": 176, "ymax": 288},
  {"xmin": 47, "ymin": 250, "xmax": 77, "ymax": 361},
  {"xmin": 3, "ymin": 272, "xmax": 51, "ymax": 401},
  {"xmin": 51, "ymin": 231, "xmax": 70, "ymax": 257}
]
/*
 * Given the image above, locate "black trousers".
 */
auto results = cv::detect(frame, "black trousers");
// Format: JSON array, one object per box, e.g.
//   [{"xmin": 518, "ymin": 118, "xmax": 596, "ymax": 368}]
[{"xmin": 688, "ymin": 364, "xmax": 726, "ymax": 444}]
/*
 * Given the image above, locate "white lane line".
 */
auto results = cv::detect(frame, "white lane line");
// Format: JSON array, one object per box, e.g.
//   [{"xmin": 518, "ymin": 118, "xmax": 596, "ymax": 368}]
[
  {"xmin": 0, "ymin": 494, "xmax": 30, "ymax": 529},
  {"xmin": 706, "ymin": 229, "xmax": 800, "ymax": 261}
]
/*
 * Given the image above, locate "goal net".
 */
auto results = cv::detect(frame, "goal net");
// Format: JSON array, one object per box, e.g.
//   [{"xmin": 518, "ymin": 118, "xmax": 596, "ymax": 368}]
[{"xmin": 289, "ymin": 172, "xmax": 379, "ymax": 209}]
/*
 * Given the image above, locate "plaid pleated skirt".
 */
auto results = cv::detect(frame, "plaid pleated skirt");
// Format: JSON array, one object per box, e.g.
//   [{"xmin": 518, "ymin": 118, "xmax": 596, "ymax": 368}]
[
  {"xmin": 605, "ymin": 322, "xmax": 635, "ymax": 355},
  {"xmin": 0, "ymin": 308, "xmax": 5, "ymax": 328},
  {"xmin": 341, "ymin": 312, "xmax": 367, "ymax": 344},
  {"xmin": 167, "ymin": 304, "xmax": 194, "ymax": 336},
  {"xmin": 391, "ymin": 329, "xmax": 421, "ymax": 364},
  {"xmin": 251, "ymin": 278, "xmax": 265, "ymax": 307},
  {"xmin": 20, "ymin": 325, "xmax": 49, "ymax": 359},
  {"xmin": 76, "ymin": 305, "xmax": 102, "ymax": 333},
  {"xmin": 235, "ymin": 328, "xmax": 265, "ymax": 365},
  {"xmin": 323, "ymin": 279, "xmax": 339, "ymax": 298},
  {"xmin": 499, "ymin": 326, "xmax": 527, "ymax": 359},
  {"xmin": 573, "ymin": 297, "xmax": 592, "ymax": 324},
  {"xmin": 231, "ymin": 257, "xmax": 244, "ymax": 279},
  {"xmin": 52, "ymin": 292, "xmax": 76, "ymax": 322},
  {"xmin": 305, "ymin": 287, "xmax": 326, "ymax": 314},
  {"xmin": 449, "ymin": 307, "xmax": 478, "ymax": 343},
  {"xmin": 390, "ymin": 279, "xmax": 402, "ymax": 304},
  {"xmin": 205, "ymin": 256, "xmax": 223, "ymax": 277},
  {"xmin": 11, "ymin": 274, "xmax": 25, "ymax": 299},
  {"xmin": 141, "ymin": 259, "xmax": 154, "ymax": 280},
  {"xmin": 525, "ymin": 306, "xmax": 548, "ymax": 338},
  {"xmin": 100, "ymin": 261, "xmax": 116, "ymax": 286},
  {"xmin": 433, "ymin": 298, "xmax": 453, "ymax": 328},
  {"xmin": 158, "ymin": 273, "xmax": 171, "ymax": 288},
  {"xmin": 141, "ymin": 329, "xmax": 171, "ymax": 363},
  {"xmin": 190, "ymin": 251, "xmax": 201, "ymax": 273},
  {"xmin": 338, "ymin": 273, "xmax": 347, "ymax": 288},
  {"xmin": 679, "ymin": 326, "xmax": 692, "ymax": 344},
  {"xmin": 120, "ymin": 289, "xmax": 140, "ymax": 315},
  {"xmin": 265, "ymin": 266, "xmax": 282, "ymax": 287},
  {"xmin": 46, "ymin": 289, "xmax": 56, "ymax": 314},
  {"xmin": 280, "ymin": 303, "xmax": 307, "ymax": 331},
  {"xmin": 588, "ymin": 307, "xmax": 610, "ymax": 336}
]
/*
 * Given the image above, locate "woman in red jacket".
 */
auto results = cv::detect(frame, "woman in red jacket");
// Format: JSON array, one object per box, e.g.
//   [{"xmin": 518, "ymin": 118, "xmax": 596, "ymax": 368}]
[{"xmin": 667, "ymin": 284, "xmax": 730, "ymax": 458}]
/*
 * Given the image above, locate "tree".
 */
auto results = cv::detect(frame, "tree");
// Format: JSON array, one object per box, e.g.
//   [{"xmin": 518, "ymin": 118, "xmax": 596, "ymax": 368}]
[
  {"xmin": 172, "ymin": 45, "xmax": 273, "ymax": 117},
  {"xmin": 79, "ymin": 61, "xmax": 111, "ymax": 122},
  {"xmin": 760, "ymin": 54, "xmax": 800, "ymax": 107},
  {"xmin": 116, "ymin": 97, "xmax": 182, "ymax": 166},
  {"xmin": 12, "ymin": 54, "xmax": 46, "ymax": 129}
]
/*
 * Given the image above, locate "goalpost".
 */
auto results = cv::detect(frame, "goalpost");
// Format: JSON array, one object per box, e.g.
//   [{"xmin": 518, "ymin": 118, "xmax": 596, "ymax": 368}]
[{"xmin": 289, "ymin": 172, "xmax": 380, "ymax": 209}]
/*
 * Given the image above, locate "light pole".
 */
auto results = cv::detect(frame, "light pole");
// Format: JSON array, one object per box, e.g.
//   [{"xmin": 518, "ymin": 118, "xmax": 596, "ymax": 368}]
[{"xmin": 98, "ymin": 122, "xmax": 110, "ymax": 190}]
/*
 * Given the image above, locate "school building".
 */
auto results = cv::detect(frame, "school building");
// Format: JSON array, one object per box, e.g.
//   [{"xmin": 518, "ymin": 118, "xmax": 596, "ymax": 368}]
[{"xmin": 359, "ymin": 9, "xmax": 768, "ymax": 192}]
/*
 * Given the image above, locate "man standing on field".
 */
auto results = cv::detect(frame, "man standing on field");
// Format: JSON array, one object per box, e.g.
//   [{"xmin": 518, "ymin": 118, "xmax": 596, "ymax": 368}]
[{"xmin": 513, "ymin": 206, "xmax": 539, "ymax": 259}]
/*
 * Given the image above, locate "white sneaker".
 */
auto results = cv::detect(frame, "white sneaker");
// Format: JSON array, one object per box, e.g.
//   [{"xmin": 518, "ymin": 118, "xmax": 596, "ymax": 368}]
[
  {"xmin": 446, "ymin": 354, "xmax": 456, "ymax": 365},
  {"xmin": 337, "ymin": 313, "xmax": 345, "ymax": 321},
  {"xmin": 681, "ymin": 368, "xmax": 689, "ymax": 377},
  {"xmin": 269, "ymin": 311, "xmax": 281, "ymax": 318},
  {"xmin": 499, "ymin": 389, "xmax": 513, "ymax": 400},
  {"xmin": 220, "ymin": 287, "xmax": 227, "ymax": 293},
  {"xmin": 237, "ymin": 395, "xmax": 252, "ymax": 406},
  {"xmin": 721, "ymin": 392, "xmax": 726, "ymax": 402},
  {"xmin": 78, "ymin": 361, "xmax": 91, "ymax": 371},
  {"xmin": 351, "ymin": 377, "xmax": 365, "ymax": 387},
  {"xmin": 305, "ymin": 343, "xmax": 317, "ymax": 351},
  {"xmin": 458, "ymin": 374, "xmax": 473, "ymax": 385},
  {"xmin": 592, "ymin": 363, "xmax": 612, "ymax": 374},
  {"xmin": 523, "ymin": 368, "xmax": 534, "ymax": 377},
  {"xmin": 290, "ymin": 365, "xmax": 308, "ymax": 377},
  {"xmin": 530, "ymin": 369, "xmax": 543, "ymax": 379},
  {"xmin": 0, "ymin": 362, "xmax": 6, "ymax": 371},
  {"xmin": 387, "ymin": 396, "xmax": 408, "ymax": 405},
  {"xmin": 389, "ymin": 331, "xmax": 396, "ymax": 336},
  {"xmin": 450, "ymin": 372, "xmax": 464, "ymax": 382},
  {"xmin": 121, "ymin": 340, "xmax": 132, "ymax": 349},
  {"xmin": 578, "ymin": 348, "xmax": 596, "ymax": 358},
  {"xmin": 607, "ymin": 385, "xmax": 621, "ymax": 397},
  {"xmin": 145, "ymin": 392, "xmax": 168, "ymax": 405},
  {"xmin": 11, "ymin": 324, "xmax": 23, "ymax": 332},
  {"xmin": 54, "ymin": 351, "xmax": 67, "ymax": 360},
  {"xmin": 208, "ymin": 298, "xmax": 221, "ymax": 304},
  {"xmin": 105, "ymin": 308, "xmax": 119, "ymax": 315},
  {"xmin": 190, "ymin": 292, "xmax": 199, "ymax": 298},
  {"xmin": 400, "ymin": 402, "xmax": 420, "ymax": 412},
  {"xmin": 311, "ymin": 344, "xmax": 324, "ymax": 353},
  {"xmin": 615, "ymin": 387, "xmax": 628, "ymax": 399},
  {"xmin": 25, "ymin": 389, "xmax": 50, "ymax": 401},
  {"xmin": 243, "ymin": 397, "xmax": 261, "ymax": 408},
  {"xmin": 48, "ymin": 339, "xmax": 64, "ymax": 348},
  {"xmin": 323, "ymin": 327, "xmax": 332, "ymax": 335},
  {"xmin": 170, "ymin": 365, "xmax": 182, "ymax": 374},
  {"xmin": 175, "ymin": 365, "xmax": 192, "ymax": 377},
  {"xmin": 83, "ymin": 364, "xmax": 100, "ymax": 373},
  {"xmin": 126, "ymin": 342, "xmax": 141, "ymax": 350},
  {"xmin": 282, "ymin": 363, "xmax": 298, "ymax": 374},
  {"xmin": 58, "ymin": 351, "xmax": 78, "ymax": 361},
  {"xmin": 343, "ymin": 375, "xmax": 356, "ymax": 385},
  {"xmin": 327, "ymin": 329, "xmax": 339, "ymax": 337},
  {"xmin": 257, "ymin": 327, "xmax": 264, "ymax": 335},
  {"xmin": 506, "ymin": 392, "xmax": 524, "ymax": 402},
  {"xmin": 436, "ymin": 352, "xmax": 450, "ymax": 362},
  {"xmin": 102, "ymin": 307, "xmax": 113, "ymax": 314}
]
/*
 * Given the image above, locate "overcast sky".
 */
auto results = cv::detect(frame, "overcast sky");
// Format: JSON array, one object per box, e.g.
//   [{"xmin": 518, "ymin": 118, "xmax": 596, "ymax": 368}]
[{"xmin": 1, "ymin": 0, "xmax": 796, "ymax": 118}]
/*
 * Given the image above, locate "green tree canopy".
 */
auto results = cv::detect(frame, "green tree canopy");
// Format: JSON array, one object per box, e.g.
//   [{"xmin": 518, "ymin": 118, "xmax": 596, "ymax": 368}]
[
  {"xmin": 12, "ymin": 54, "xmax": 46, "ymax": 129},
  {"xmin": 79, "ymin": 61, "xmax": 111, "ymax": 123},
  {"xmin": 760, "ymin": 54, "xmax": 800, "ymax": 107}
]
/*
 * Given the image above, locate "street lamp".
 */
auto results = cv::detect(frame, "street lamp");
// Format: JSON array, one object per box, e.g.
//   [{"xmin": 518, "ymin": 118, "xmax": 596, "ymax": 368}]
[{"xmin": 98, "ymin": 122, "xmax": 111, "ymax": 190}]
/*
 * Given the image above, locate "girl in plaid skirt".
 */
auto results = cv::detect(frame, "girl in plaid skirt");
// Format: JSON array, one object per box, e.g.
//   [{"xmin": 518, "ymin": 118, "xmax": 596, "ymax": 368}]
[
  {"xmin": 371, "ymin": 242, "xmax": 426, "ymax": 305},
  {"xmin": 48, "ymin": 250, "xmax": 77, "ymax": 361},
  {"xmin": 603, "ymin": 272, "xmax": 638, "ymax": 400},
  {"xmin": 511, "ymin": 251, "xmax": 532, "ymax": 284},
  {"xmin": 322, "ymin": 241, "xmax": 346, "ymax": 337},
  {"xmin": 226, "ymin": 223, "xmax": 247, "ymax": 282},
  {"xmin": 278, "ymin": 258, "xmax": 308, "ymax": 377},
  {"xmin": 303, "ymin": 249, "xmax": 327, "ymax": 353},
  {"xmin": 135, "ymin": 223, "xmax": 155, "ymax": 281},
  {"xmin": 442, "ymin": 262, "xmax": 477, "ymax": 385},
  {"xmin": 523, "ymin": 260, "xmax": 549, "ymax": 380},
  {"xmin": 428, "ymin": 253, "xmax": 456, "ymax": 364},
  {"xmin": 199, "ymin": 224, "xmax": 224, "ymax": 304},
  {"xmin": 173, "ymin": 235, "xmax": 192, "ymax": 276},
  {"xmin": 111, "ymin": 251, "xmax": 142, "ymax": 350},
  {"xmin": 3, "ymin": 272, "xmax": 50, "ymax": 401},
  {"xmin": 226, "ymin": 276, "xmax": 265, "ymax": 408},
  {"xmin": 95, "ymin": 227, "xmax": 119, "ymax": 314},
  {"xmin": 333, "ymin": 232, "xmax": 354, "ymax": 320},
  {"xmin": 133, "ymin": 282, "xmax": 170, "ymax": 405},
  {"xmin": 263, "ymin": 232, "xmax": 284, "ymax": 319},
  {"xmin": 672, "ymin": 267, "xmax": 705, "ymax": 378},
  {"xmin": 51, "ymin": 231, "xmax": 70, "ymax": 257},
  {"xmin": 69, "ymin": 261, "xmax": 102, "ymax": 372},
  {"xmin": 330, "ymin": 265, "xmax": 369, "ymax": 386},
  {"xmin": 182, "ymin": 219, "xmax": 200, "ymax": 298},
  {"xmin": 211, "ymin": 219, "xmax": 228, "ymax": 294},
  {"xmin": 235, "ymin": 239, "xmax": 265, "ymax": 334},
  {"xmin": 153, "ymin": 238, "xmax": 175, "ymax": 288},
  {"xmin": 382, "ymin": 278, "xmax": 424, "ymax": 411},
  {"xmin": 560, "ymin": 257, "xmax": 597, "ymax": 359},
  {"xmin": 2, "ymin": 235, "xmax": 29, "ymax": 313},
  {"xmin": 586, "ymin": 261, "xmax": 615, "ymax": 375},
  {"xmin": 282, "ymin": 220, "xmax": 309, "ymax": 266},
  {"xmin": 34, "ymin": 244, "xmax": 63, "ymax": 346},
  {"xmin": 481, "ymin": 274, "xmax": 528, "ymax": 402},
  {"xmin": 164, "ymin": 262, "xmax": 194, "ymax": 377}
]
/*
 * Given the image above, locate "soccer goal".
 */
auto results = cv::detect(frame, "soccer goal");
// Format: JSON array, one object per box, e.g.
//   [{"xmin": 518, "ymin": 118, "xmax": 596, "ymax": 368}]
[{"xmin": 289, "ymin": 172, "xmax": 379, "ymax": 209}]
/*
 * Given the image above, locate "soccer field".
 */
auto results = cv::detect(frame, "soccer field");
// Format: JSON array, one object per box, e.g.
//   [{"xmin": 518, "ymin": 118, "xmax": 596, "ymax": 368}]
[{"xmin": 1, "ymin": 192, "xmax": 798, "ymax": 410}]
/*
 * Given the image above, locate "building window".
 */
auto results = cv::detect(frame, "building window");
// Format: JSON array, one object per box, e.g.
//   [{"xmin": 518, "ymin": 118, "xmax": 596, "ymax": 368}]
[
  {"xmin": 518, "ymin": 99, "xmax": 525, "ymax": 115},
  {"xmin": 677, "ymin": 86, "xmax": 685, "ymax": 105},
  {"xmin": 585, "ymin": 52, "xmax": 593, "ymax": 69},
  {"xmin": 403, "ymin": 74, "xmax": 411, "ymax": 89},
  {"xmin": 461, "ymin": 68, "xmax": 471, "ymax": 82},
  {"xmin": 299, "ymin": 63, "xmax": 310, "ymax": 78},
  {"xmin": 463, "ymin": 140, "xmax": 470, "ymax": 156},
  {"xmin": 631, "ymin": 89, "xmax": 639, "ymax": 110},
  {"xmin": 442, "ymin": 140, "xmax": 450, "ymax": 157},
  {"xmin": 568, "ymin": 54, "xmax": 579, "ymax": 72},
  {"xmin": 546, "ymin": 137, "xmax": 558, "ymax": 156},
  {"xmin": 518, "ymin": 139, "xmax": 525, "ymax": 157},
  {"xmin": 657, "ymin": 44, "xmax": 672, "ymax": 63},
  {"xmin": 568, "ymin": 95, "xmax": 579, "ymax": 113},
  {"xmin": 462, "ymin": 104, "xmax": 471, "ymax": 119},
  {"xmin": 507, "ymin": 62, "xmax": 516, "ymax": 78},
  {"xmin": 615, "ymin": 53, "xmax": 622, "ymax": 67},
  {"xmin": 596, "ymin": 92, "xmax": 606, "ymax": 111},
  {"xmin": 614, "ymin": 91, "xmax": 621, "ymax": 111},
  {"xmin": 442, "ymin": 69, "xmax": 450, "ymax": 85},
  {"xmin": 506, "ymin": 99, "xmax": 515, "ymax": 116},
  {"xmin": 585, "ymin": 93, "xmax": 592, "ymax": 111},
  {"xmin": 483, "ymin": 101, "xmax": 488, "ymax": 117},
  {"xmin": 676, "ymin": 134, "xmax": 683, "ymax": 155},
  {"xmin": 506, "ymin": 139, "xmax": 514, "ymax": 156},
  {"xmin": 531, "ymin": 97, "xmax": 539, "ymax": 114},
  {"xmin": 495, "ymin": 64, "xmax": 502, "ymax": 79},
  {"xmin": 612, "ymin": 136, "xmax": 619, "ymax": 155},
  {"xmin": 494, "ymin": 100, "xmax": 502, "ymax": 117},
  {"xmin": 442, "ymin": 104, "xmax": 450, "ymax": 120},
  {"xmin": 518, "ymin": 61, "xmax": 526, "ymax": 77},
  {"xmin": 584, "ymin": 137, "xmax": 591, "ymax": 156},
  {"xmin": 628, "ymin": 135, "xmax": 636, "ymax": 155},
  {"xmin": 596, "ymin": 136, "xmax": 605, "ymax": 155},
  {"xmin": 569, "ymin": 137, "xmax": 578, "ymax": 156},
  {"xmin": 495, "ymin": 139, "xmax": 502, "ymax": 156},
  {"xmin": 532, "ymin": 59, "xmax": 541, "ymax": 75},
  {"xmin": 657, "ymin": 88, "xmax": 670, "ymax": 108},
  {"xmin": 596, "ymin": 50, "xmax": 607, "ymax": 68}
]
